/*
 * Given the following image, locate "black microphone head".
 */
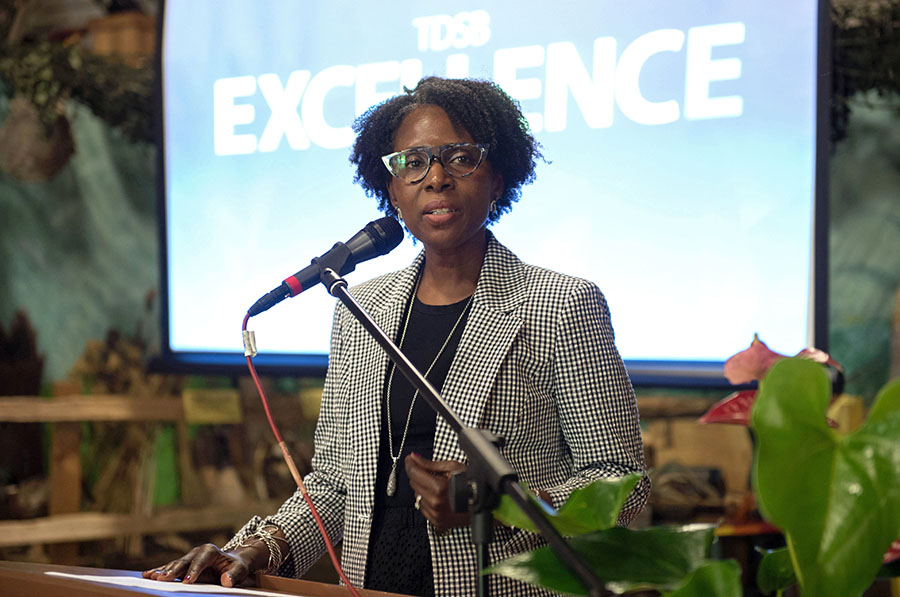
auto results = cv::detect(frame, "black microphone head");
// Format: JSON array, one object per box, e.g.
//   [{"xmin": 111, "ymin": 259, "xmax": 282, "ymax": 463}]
[
  {"xmin": 344, "ymin": 217, "xmax": 404, "ymax": 265},
  {"xmin": 365, "ymin": 217, "xmax": 404, "ymax": 256}
]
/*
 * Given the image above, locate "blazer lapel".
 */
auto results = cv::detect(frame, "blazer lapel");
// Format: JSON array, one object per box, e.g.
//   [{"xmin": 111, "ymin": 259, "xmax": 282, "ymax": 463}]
[
  {"xmin": 349, "ymin": 254, "xmax": 423, "ymax": 507},
  {"xmin": 433, "ymin": 234, "xmax": 527, "ymax": 463}
]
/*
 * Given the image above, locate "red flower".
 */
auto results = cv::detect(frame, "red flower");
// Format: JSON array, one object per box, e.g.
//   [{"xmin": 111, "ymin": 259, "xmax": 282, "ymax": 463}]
[
  {"xmin": 700, "ymin": 336, "xmax": 843, "ymax": 428},
  {"xmin": 885, "ymin": 539, "xmax": 900, "ymax": 565},
  {"xmin": 723, "ymin": 334, "xmax": 785, "ymax": 385},
  {"xmin": 699, "ymin": 390, "xmax": 758, "ymax": 426}
]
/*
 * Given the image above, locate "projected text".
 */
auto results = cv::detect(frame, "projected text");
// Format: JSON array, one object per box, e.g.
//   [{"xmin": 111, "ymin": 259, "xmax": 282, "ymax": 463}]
[{"xmin": 213, "ymin": 17, "xmax": 745, "ymax": 155}]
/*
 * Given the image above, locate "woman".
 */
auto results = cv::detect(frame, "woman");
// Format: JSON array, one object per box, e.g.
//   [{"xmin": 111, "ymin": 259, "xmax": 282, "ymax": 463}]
[{"xmin": 144, "ymin": 77, "xmax": 648, "ymax": 596}]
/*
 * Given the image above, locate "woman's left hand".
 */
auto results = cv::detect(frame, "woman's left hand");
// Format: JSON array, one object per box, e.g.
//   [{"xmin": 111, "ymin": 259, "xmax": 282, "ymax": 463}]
[{"xmin": 405, "ymin": 452, "xmax": 469, "ymax": 532}]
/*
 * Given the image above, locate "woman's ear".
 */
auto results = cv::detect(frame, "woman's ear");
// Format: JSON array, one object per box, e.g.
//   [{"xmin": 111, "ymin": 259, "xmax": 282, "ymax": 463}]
[
  {"xmin": 386, "ymin": 187, "xmax": 403, "ymax": 221},
  {"xmin": 492, "ymin": 173, "xmax": 504, "ymax": 202},
  {"xmin": 386, "ymin": 181, "xmax": 397, "ymax": 208}
]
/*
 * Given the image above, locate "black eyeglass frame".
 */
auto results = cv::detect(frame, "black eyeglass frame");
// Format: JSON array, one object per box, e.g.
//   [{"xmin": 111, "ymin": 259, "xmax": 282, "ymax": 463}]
[{"xmin": 381, "ymin": 143, "xmax": 490, "ymax": 184}]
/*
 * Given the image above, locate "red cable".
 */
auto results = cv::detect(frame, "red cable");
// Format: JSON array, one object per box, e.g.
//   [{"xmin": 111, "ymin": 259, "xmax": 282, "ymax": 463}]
[{"xmin": 242, "ymin": 314, "xmax": 360, "ymax": 596}]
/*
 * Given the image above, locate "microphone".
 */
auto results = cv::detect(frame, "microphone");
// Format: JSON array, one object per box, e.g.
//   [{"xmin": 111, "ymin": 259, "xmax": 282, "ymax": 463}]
[{"xmin": 247, "ymin": 217, "xmax": 403, "ymax": 317}]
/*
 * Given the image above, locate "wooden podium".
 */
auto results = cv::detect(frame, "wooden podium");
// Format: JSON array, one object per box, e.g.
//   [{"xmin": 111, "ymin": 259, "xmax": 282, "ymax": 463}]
[{"xmin": 0, "ymin": 560, "xmax": 408, "ymax": 597}]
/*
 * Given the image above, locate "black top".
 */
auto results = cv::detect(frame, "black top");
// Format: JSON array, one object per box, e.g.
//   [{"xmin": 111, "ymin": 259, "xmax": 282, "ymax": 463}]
[{"xmin": 365, "ymin": 294, "xmax": 472, "ymax": 596}]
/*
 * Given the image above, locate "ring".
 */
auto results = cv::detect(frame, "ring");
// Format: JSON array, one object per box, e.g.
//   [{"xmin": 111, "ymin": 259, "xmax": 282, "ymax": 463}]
[{"xmin": 414, "ymin": 494, "xmax": 422, "ymax": 510}]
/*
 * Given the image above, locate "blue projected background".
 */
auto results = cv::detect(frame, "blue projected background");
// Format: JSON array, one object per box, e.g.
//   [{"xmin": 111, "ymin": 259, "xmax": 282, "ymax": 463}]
[{"xmin": 160, "ymin": 1, "xmax": 822, "ymax": 380}]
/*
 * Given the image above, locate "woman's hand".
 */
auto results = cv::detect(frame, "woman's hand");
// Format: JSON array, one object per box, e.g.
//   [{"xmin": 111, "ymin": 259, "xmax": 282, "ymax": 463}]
[
  {"xmin": 405, "ymin": 452, "xmax": 468, "ymax": 532},
  {"xmin": 141, "ymin": 542, "xmax": 267, "ymax": 587}
]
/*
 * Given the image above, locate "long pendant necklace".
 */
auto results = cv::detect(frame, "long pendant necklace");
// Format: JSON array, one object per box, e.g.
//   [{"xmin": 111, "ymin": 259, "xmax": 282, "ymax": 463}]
[{"xmin": 385, "ymin": 275, "xmax": 474, "ymax": 497}]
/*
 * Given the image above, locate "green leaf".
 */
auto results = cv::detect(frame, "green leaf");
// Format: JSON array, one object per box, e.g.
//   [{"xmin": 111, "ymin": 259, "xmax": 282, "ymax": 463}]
[
  {"xmin": 751, "ymin": 359, "xmax": 900, "ymax": 597},
  {"xmin": 665, "ymin": 560, "xmax": 743, "ymax": 596},
  {"xmin": 486, "ymin": 524, "xmax": 718, "ymax": 595},
  {"xmin": 867, "ymin": 378, "xmax": 900, "ymax": 425},
  {"xmin": 756, "ymin": 547, "xmax": 796, "ymax": 595},
  {"xmin": 68, "ymin": 49, "xmax": 83, "ymax": 70},
  {"xmin": 493, "ymin": 474, "xmax": 642, "ymax": 536}
]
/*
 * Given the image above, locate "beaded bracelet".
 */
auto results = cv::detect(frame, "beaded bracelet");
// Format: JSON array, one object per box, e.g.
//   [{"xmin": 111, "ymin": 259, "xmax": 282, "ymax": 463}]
[
  {"xmin": 253, "ymin": 525, "xmax": 285, "ymax": 574},
  {"xmin": 222, "ymin": 524, "xmax": 287, "ymax": 575},
  {"xmin": 221, "ymin": 528, "xmax": 251, "ymax": 552}
]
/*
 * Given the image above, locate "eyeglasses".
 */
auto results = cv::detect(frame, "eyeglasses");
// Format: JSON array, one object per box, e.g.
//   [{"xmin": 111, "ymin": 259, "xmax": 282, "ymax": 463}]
[{"xmin": 381, "ymin": 143, "xmax": 489, "ymax": 184}]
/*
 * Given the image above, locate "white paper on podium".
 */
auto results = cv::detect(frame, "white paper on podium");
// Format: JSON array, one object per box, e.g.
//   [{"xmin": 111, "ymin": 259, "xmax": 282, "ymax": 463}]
[{"xmin": 45, "ymin": 571, "xmax": 295, "ymax": 596}]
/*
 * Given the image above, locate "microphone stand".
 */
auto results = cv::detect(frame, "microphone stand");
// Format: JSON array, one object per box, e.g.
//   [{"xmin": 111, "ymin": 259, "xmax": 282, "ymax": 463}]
[{"xmin": 314, "ymin": 262, "xmax": 606, "ymax": 597}]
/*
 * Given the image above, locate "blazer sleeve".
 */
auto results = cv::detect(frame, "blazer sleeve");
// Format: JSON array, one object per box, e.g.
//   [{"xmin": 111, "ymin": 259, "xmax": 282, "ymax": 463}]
[
  {"xmin": 546, "ymin": 279, "xmax": 650, "ymax": 525},
  {"xmin": 228, "ymin": 304, "xmax": 350, "ymax": 577}
]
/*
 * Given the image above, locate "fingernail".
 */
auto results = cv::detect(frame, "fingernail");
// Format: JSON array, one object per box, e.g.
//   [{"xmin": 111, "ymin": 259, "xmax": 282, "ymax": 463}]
[{"xmin": 184, "ymin": 574, "xmax": 192, "ymax": 583}]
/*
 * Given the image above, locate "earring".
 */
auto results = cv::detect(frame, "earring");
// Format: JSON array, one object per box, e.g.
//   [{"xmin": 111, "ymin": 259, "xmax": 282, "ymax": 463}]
[
  {"xmin": 396, "ymin": 207, "xmax": 403, "ymax": 221},
  {"xmin": 489, "ymin": 200, "xmax": 497, "ymax": 215}
]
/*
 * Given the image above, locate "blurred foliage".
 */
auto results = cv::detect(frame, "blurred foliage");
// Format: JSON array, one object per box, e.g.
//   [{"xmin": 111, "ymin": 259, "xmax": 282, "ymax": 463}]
[
  {"xmin": 752, "ymin": 360, "xmax": 900, "ymax": 596},
  {"xmin": 0, "ymin": 310, "xmax": 40, "ymax": 363},
  {"xmin": 489, "ymin": 475, "xmax": 742, "ymax": 595},
  {"xmin": 832, "ymin": 1, "xmax": 900, "ymax": 141},
  {"xmin": 0, "ymin": 0, "xmax": 154, "ymax": 143}
]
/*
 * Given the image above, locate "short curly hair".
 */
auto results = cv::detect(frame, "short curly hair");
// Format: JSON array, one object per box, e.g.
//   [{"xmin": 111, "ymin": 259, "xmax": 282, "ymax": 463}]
[{"xmin": 349, "ymin": 77, "xmax": 542, "ymax": 224}]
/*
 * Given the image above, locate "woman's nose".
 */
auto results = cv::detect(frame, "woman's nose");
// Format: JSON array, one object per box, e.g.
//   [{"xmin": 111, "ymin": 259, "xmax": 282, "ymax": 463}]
[{"xmin": 424, "ymin": 158, "xmax": 453, "ymax": 190}]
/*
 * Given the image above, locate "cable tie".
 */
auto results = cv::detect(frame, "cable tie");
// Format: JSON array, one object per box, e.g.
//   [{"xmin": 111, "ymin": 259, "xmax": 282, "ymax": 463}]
[{"xmin": 243, "ymin": 330, "xmax": 257, "ymax": 357}]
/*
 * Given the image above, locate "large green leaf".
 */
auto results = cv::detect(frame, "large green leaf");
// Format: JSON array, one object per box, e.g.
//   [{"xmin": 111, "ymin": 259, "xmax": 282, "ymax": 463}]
[
  {"xmin": 665, "ymin": 560, "xmax": 743, "ymax": 596},
  {"xmin": 757, "ymin": 542, "xmax": 900, "ymax": 592},
  {"xmin": 486, "ymin": 524, "xmax": 721, "ymax": 595},
  {"xmin": 868, "ymin": 378, "xmax": 900, "ymax": 425},
  {"xmin": 493, "ymin": 474, "xmax": 642, "ymax": 536},
  {"xmin": 751, "ymin": 359, "xmax": 900, "ymax": 597},
  {"xmin": 756, "ymin": 547, "xmax": 796, "ymax": 595}
]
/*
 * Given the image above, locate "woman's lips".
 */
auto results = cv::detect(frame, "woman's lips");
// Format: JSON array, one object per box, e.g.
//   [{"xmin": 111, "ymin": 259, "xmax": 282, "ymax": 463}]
[{"xmin": 423, "ymin": 207, "xmax": 458, "ymax": 225}]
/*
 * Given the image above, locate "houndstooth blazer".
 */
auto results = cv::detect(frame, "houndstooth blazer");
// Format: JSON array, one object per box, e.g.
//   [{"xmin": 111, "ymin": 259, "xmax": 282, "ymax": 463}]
[{"xmin": 231, "ymin": 232, "xmax": 649, "ymax": 596}]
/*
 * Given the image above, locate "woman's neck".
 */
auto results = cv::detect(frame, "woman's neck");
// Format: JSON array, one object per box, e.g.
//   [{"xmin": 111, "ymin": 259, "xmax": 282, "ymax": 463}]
[{"xmin": 416, "ymin": 235, "xmax": 487, "ymax": 305}]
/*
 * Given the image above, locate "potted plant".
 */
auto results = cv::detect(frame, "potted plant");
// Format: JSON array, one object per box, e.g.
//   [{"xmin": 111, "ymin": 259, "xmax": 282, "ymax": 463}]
[
  {"xmin": 485, "ymin": 337, "xmax": 900, "ymax": 596},
  {"xmin": 704, "ymin": 337, "xmax": 900, "ymax": 596}
]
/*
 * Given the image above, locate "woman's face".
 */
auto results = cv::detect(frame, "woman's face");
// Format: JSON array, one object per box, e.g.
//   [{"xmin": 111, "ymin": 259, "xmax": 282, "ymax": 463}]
[{"xmin": 387, "ymin": 105, "xmax": 503, "ymax": 259}]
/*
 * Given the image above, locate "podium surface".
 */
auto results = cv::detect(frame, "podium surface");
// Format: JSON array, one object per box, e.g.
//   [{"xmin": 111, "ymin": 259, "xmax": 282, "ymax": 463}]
[{"xmin": 0, "ymin": 560, "xmax": 408, "ymax": 597}]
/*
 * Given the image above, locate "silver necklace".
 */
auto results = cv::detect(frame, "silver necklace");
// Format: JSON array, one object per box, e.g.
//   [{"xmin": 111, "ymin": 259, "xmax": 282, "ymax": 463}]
[{"xmin": 385, "ymin": 275, "xmax": 474, "ymax": 496}]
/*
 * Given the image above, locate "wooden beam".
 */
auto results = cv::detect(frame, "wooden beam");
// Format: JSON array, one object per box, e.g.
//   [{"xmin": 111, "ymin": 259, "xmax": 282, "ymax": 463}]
[
  {"xmin": 47, "ymin": 422, "xmax": 82, "ymax": 563},
  {"xmin": 0, "ymin": 396, "xmax": 184, "ymax": 422},
  {"xmin": 0, "ymin": 394, "xmax": 308, "ymax": 424},
  {"xmin": 0, "ymin": 500, "xmax": 285, "ymax": 547}
]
